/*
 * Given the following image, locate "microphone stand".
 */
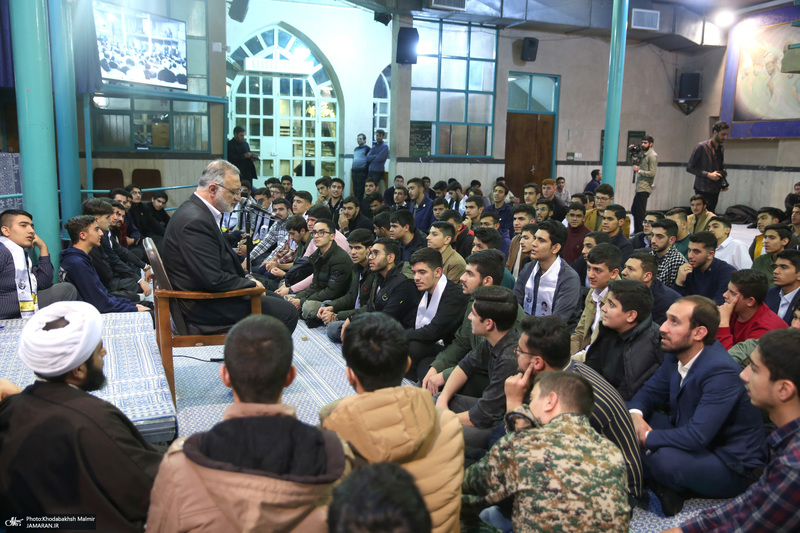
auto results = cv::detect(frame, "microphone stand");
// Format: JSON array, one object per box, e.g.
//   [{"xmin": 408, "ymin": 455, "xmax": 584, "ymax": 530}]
[{"xmin": 232, "ymin": 197, "xmax": 281, "ymax": 277}]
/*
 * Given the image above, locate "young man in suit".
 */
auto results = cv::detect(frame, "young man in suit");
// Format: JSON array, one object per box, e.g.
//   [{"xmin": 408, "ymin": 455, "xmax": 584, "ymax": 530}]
[
  {"xmin": 765, "ymin": 249, "xmax": 800, "ymax": 325},
  {"xmin": 628, "ymin": 296, "xmax": 767, "ymax": 515},
  {"xmin": 162, "ymin": 160, "xmax": 298, "ymax": 332}
]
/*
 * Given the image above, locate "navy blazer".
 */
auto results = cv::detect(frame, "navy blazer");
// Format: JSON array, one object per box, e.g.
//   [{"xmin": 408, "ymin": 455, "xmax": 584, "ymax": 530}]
[
  {"xmin": 764, "ymin": 285, "xmax": 800, "ymax": 325},
  {"xmin": 628, "ymin": 340, "xmax": 766, "ymax": 474}
]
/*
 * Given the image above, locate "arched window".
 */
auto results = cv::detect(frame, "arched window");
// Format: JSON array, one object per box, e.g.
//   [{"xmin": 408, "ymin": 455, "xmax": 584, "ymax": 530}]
[
  {"xmin": 372, "ymin": 64, "xmax": 391, "ymax": 140},
  {"xmin": 227, "ymin": 26, "xmax": 339, "ymax": 182}
]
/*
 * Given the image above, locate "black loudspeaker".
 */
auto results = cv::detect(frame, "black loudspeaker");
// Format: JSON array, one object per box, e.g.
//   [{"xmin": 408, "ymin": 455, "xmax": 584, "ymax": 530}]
[
  {"xmin": 521, "ymin": 38, "xmax": 539, "ymax": 62},
  {"xmin": 229, "ymin": 0, "xmax": 249, "ymax": 23},
  {"xmin": 396, "ymin": 28, "xmax": 419, "ymax": 65},
  {"xmin": 679, "ymin": 73, "xmax": 701, "ymax": 99}
]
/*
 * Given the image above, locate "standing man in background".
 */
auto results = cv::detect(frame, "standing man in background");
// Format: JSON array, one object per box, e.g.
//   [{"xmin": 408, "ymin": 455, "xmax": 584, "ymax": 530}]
[
  {"xmin": 687, "ymin": 121, "xmax": 729, "ymax": 213},
  {"xmin": 365, "ymin": 129, "xmax": 389, "ymax": 186},
  {"xmin": 226, "ymin": 126, "xmax": 258, "ymax": 185},
  {"xmin": 630, "ymin": 136, "xmax": 657, "ymax": 234},
  {"xmin": 351, "ymin": 133, "xmax": 370, "ymax": 201}
]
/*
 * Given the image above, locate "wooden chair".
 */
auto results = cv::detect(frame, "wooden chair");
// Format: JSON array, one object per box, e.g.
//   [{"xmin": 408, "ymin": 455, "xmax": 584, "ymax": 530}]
[{"xmin": 143, "ymin": 238, "xmax": 264, "ymax": 405}]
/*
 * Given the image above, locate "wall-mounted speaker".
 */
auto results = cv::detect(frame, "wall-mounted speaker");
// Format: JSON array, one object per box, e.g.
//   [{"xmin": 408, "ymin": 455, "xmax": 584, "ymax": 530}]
[
  {"xmin": 679, "ymin": 73, "xmax": 701, "ymax": 100},
  {"xmin": 396, "ymin": 28, "xmax": 419, "ymax": 65},
  {"xmin": 521, "ymin": 37, "xmax": 539, "ymax": 62},
  {"xmin": 229, "ymin": 0, "xmax": 249, "ymax": 23}
]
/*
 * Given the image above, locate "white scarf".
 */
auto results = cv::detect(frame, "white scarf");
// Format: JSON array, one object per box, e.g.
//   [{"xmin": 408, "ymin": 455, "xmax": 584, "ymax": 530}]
[
  {"xmin": 524, "ymin": 258, "xmax": 561, "ymax": 316},
  {"xmin": 416, "ymin": 274, "xmax": 448, "ymax": 329},
  {"xmin": 0, "ymin": 236, "xmax": 37, "ymax": 317}
]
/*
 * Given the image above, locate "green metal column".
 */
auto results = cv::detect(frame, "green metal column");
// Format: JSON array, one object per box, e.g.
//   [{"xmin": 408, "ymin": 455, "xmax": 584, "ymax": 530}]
[
  {"xmin": 8, "ymin": 0, "xmax": 60, "ymax": 271},
  {"xmin": 601, "ymin": 0, "xmax": 630, "ymax": 188},
  {"xmin": 48, "ymin": 0, "xmax": 82, "ymax": 224}
]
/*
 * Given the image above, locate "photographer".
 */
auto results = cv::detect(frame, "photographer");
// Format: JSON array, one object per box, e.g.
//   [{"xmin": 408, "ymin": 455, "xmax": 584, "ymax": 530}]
[
  {"xmin": 687, "ymin": 121, "xmax": 729, "ymax": 213},
  {"xmin": 629, "ymin": 136, "xmax": 658, "ymax": 234}
]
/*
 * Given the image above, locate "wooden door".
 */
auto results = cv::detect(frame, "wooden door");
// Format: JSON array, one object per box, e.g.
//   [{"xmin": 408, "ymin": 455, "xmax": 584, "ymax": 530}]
[{"xmin": 504, "ymin": 113, "xmax": 554, "ymax": 195}]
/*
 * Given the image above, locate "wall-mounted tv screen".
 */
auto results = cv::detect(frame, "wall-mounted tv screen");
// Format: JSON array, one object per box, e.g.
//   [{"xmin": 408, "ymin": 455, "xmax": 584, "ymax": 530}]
[{"xmin": 93, "ymin": 1, "xmax": 188, "ymax": 91}]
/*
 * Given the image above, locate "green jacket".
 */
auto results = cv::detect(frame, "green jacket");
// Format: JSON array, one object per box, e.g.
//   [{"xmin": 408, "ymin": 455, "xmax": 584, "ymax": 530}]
[{"xmin": 635, "ymin": 148, "xmax": 658, "ymax": 193}]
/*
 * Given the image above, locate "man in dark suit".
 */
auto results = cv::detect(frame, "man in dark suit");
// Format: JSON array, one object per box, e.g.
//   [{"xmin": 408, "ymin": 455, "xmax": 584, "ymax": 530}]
[
  {"xmin": 765, "ymin": 250, "xmax": 800, "ymax": 325},
  {"xmin": 628, "ymin": 295, "xmax": 767, "ymax": 515},
  {"xmin": 163, "ymin": 160, "xmax": 298, "ymax": 332}
]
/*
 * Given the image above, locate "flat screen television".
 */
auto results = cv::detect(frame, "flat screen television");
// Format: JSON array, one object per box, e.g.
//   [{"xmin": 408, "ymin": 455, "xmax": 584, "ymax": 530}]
[{"xmin": 93, "ymin": 1, "xmax": 188, "ymax": 91}]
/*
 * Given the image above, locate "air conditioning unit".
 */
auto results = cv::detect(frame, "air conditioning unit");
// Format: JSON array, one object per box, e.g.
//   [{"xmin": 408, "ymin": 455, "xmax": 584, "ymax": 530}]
[
  {"xmin": 430, "ymin": 0, "xmax": 467, "ymax": 12},
  {"xmin": 631, "ymin": 8, "xmax": 660, "ymax": 31}
]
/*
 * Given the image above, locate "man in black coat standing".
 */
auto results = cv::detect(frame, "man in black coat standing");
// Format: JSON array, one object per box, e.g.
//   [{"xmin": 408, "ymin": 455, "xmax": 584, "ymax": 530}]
[
  {"xmin": 163, "ymin": 160, "xmax": 298, "ymax": 332},
  {"xmin": 226, "ymin": 126, "xmax": 258, "ymax": 185}
]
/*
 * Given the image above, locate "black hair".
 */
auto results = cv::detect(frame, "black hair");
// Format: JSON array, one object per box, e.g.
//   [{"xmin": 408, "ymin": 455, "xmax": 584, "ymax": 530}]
[
  {"xmin": 347, "ymin": 228, "xmax": 374, "ymax": 248},
  {"xmin": 233, "ymin": 125, "xmax": 245, "ymax": 134},
  {"xmin": 651, "ymin": 219, "xmax": 678, "ymax": 239},
  {"xmin": 473, "ymin": 227, "xmax": 502, "ymax": 250},
  {"xmin": 0, "ymin": 209, "xmax": 32, "ymax": 228},
  {"xmin": 520, "ymin": 315, "xmax": 571, "ymax": 368},
  {"xmin": 604, "ymin": 204, "xmax": 627, "ymax": 221},
  {"xmin": 312, "ymin": 218, "xmax": 336, "ymax": 234},
  {"xmin": 730, "ymin": 270, "xmax": 769, "ymax": 306},
  {"xmin": 373, "ymin": 212, "xmax": 391, "ymax": 231},
  {"xmin": 567, "ymin": 202, "xmax": 586, "ymax": 215},
  {"xmin": 532, "ymin": 372, "xmax": 594, "ymax": 418},
  {"xmin": 764, "ymin": 223, "xmax": 793, "ymax": 244},
  {"xmin": 666, "ymin": 208, "xmax": 688, "ymax": 223},
  {"xmin": 331, "ymin": 177, "xmax": 345, "ymax": 187},
  {"xmin": 342, "ymin": 313, "xmax": 409, "ymax": 391},
  {"xmin": 757, "ymin": 329, "xmax": 800, "ymax": 396},
  {"xmin": 224, "ymin": 315, "xmax": 293, "ymax": 403},
  {"xmin": 409, "ymin": 247, "xmax": 443, "ymax": 271},
  {"xmin": 595, "ymin": 183, "xmax": 614, "ymax": 197},
  {"xmin": 712, "ymin": 120, "xmax": 730, "ymax": 133},
  {"xmin": 82, "ymin": 197, "xmax": 114, "ymax": 216},
  {"xmin": 480, "ymin": 211, "xmax": 500, "ymax": 225},
  {"xmin": 433, "ymin": 180, "xmax": 448, "ymax": 192},
  {"xmin": 776, "ymin": 249, "xmax": 800, "ymax": 272},
  {"xmin": 607, "ymin": 279, "xmax": 653, "ymax": 323},
  {"xmin": 390, "ymin": 210, "xmax": 416, "ymax": 233},
  {"xmin": 271, "ymin": 198, "xmax": 291, "ymax": 210},
  {"xmin": 65, "ymin": 215, "xmax": 97, "ymax": 244},
  {"xmin": 678, "ymin": 295, "xmax": 721, "ymax": 344},
  {"xmin": 152, "ymin": 190, "xmax": 168, "ymax": 201},
  {"xmin": 688, "ymin": 231, "xmax": 718, "ymax": 251},
  {"xmin": 108, "ymin": 187, "xmax": 132, "ymax": 199},
  {"xmin": 294, "ymin": 190, "xmax": 313, "ymax": 204},
  {"xmin": 440, "ymin": 209, "xmax": 463, "ymax": 225},
  {"xmin": 571, "ymin": 193, "xmax": 588, "ymax": 204},
  {"xmin": 372, "ymin": 237, "xmax": 399, "ymax": 264},
  {"xmin": 472, "ymin": 286, "xmax": 518, "ymax": 331},
  {"xmin": 689, "ymin": 194, "xmax": 707, "ymax": 206},
  {"xmin": 628, "ymin": 252, "xmax": 658, "ymax": 276},
  {"xmin": 536, "ymin": 219, "xmax": 567, "ymax": 249},
  {"xmin": 432, "ymin": 197, "xmax": 448, "ymax": 208},
  {"xmin": 430, "ymin": 220, "xmax": 455, "ymax": 240},
  {"xmin": 328, "ymin": 462, "xmax": 431, "ymax": 533},
  {"xmin": 464, "ymin": 195, "xmax": 483, "ymax": 209},
  {"xmin": 285, "ymin": 215, "xmax": 308, "ymax": 233},
  {"xmin": 315, "ymin": 176, "xmax": 332, "ymax": 188},
  {"xmin": 512, "ymin": 204, "xmax": 537, "ymax": 219},
  {"xmin": 586, "ymin": 242, "xmax": 621, "ymax": 272},
  {"xmin": 307, "ymin": 204, "xmax": 333, "ymax": 220},
  {"xmin": 342, "ymin": 195, "xmax": 361, "ymax": 208},
  {"xmin": 586, "ymin": 231, "xmax": 610, "ymax": 245},
  {"xmin": 465, "ymin": 249, "xmax": 505, "ymax": 285}
]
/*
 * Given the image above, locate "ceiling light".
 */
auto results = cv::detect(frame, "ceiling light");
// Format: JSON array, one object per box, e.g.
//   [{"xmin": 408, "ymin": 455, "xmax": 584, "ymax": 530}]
[{"xmin": 714, "ymin": 11, "xmax": 735, "ymax": 28}]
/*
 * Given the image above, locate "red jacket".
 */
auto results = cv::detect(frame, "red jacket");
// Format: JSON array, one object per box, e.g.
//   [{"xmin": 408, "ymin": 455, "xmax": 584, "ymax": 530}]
[
  {"xmin": 563, "ymin": 224, "xmax": 591, "ymax": 265},
  {"xmin": 717, "ymin": 303, "xmax": 788, "ymax": 350}
]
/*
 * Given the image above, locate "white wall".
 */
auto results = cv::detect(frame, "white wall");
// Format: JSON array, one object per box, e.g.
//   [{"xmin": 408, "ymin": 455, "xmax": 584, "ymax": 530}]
[{"xmin": 226, "ymin": 0, "xmax": 393, "ymax": 195}]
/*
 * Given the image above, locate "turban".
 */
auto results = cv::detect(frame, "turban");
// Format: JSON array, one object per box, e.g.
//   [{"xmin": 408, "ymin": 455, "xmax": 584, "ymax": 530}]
[{"xmin": 18, "ymin": 301, "xmax": 103, "ymax": 378}]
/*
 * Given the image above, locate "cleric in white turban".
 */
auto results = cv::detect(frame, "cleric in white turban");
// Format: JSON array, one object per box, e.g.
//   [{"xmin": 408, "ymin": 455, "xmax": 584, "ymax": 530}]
[
  {"xmin": 18, "ymin": 300, "xmax": 105, "ymax": 385},
  {"xmin": 0, "ymin": 301, "xmax": 164, "ymax": 530}
]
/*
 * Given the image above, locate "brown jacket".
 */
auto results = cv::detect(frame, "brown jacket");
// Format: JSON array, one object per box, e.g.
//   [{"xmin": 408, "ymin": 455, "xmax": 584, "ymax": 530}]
[
  {"xmin": 687, "ymin": 210, "xmax": 716, "ymax": 234},
  {"xmin": 147, "ymin": 403, "xmax": 352, "ymax": 533},
  {"xmin": 506, "ymin": 235, "xmax": 523, "ymax": 276},
  {"xmin": 441, "ymin": 245, "xmax": 467, "ymax": 284},
  {"xmin": 571, "ymin": 287, "xmax": 612, "ymax": 355},
  {"xmin": 588, "ymin": 208, "xmax": 631, "ymax": 237},
  {"xmin": 320, "ymin": 387, "xmax": 464, "ymax": 533}
]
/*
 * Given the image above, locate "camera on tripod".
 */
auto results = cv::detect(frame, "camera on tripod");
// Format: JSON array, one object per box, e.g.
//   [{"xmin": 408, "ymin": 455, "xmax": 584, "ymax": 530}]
[{"xmin": 628, "ymin": 144, "xmax": 643, "ymax": 166}]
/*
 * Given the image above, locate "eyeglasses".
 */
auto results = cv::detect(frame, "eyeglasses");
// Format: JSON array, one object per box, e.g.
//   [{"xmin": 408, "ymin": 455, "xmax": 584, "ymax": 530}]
[
  {"xmin": 310, "ymin": 230, "xmax": 331, "ymax": 237},
  {"xmin": 643, "ymin": 220, "xmax": 656, "ymax": 226},
  {"xmin": 218, "ymin": 185, "xmax": 243, "ymax": 197},
  {"xmin": 513, "ymin": 346, "xmax": 537, "ymax": 357},
  {"xmin": 131, "ymin": 190, "xmax": 142, "ymax": 197}
]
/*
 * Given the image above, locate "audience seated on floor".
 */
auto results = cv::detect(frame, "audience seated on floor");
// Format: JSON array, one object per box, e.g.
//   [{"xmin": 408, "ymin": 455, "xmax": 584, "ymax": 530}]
[
  {"xmin": 422, "ymin": 250, "xmax": 523, "ymax": 398},
  {"xmin": 287, "ymin": 218, "xmax": 353, "ymax": 326},
  {"xmin": 328, "ymin": 462, "xmax": 432, "ymax": 533},
  {"xmin": 0, "ymin": 209, "xmax": 78, "ymax": 319},
  {"xmin": 427, "ymin": 221, "xmax": 466, "ymax": 284},
  {"xmin": 406, "ymin": 248, "xmax": 469, "ymax": 379},
  {"xmin": 461, "ymin": 371, "xmax": 631, "ymax": 533},
  {"xmin": 571, "ymin": 243, "xmax": 621, "ymax": 355},
  {"xmin": 390, "ymin": 209, "xmax": 426, "ymax": 263},
  {"xmin": 707, "ymin": 215, "xmax": 752, "ymax": 270},
  {"xmin": 585, "ymin": 279, "xmax": 664, "ymax": 401},
  {"xmin": 750, "ymin": 207, "xmax": 783, "ymax": 260},
  {"xmin": 327, "ymin": 238, "xmax": 418, "ymax": 342},
  {"xmin": 765, "ymin": 249, "xmax": 800, "ymax": 325},
  {"xmin": 0, "ymin": 301, "xmax": 163, "ymax": 530},
  {"xmin": 666, "ymin": 329, "xmax": 800, "ymax": 533},
  {"xmin": 752, "ymin": 223, "xmax": 793, "ymax": 286},
  {"xmin": 650, "ymin": 219, "xmax": 688, "ymax": 288},
  {"xmin": 60, "ymin": 215, "xmax": 149, "ymax": 314},
  {"xmin": 621, "ymin": 252, "xmax": 680, "ymax": 325},
  {"xmin": 717, "ymin": 269, "xmax": 788, "ymax": 350},
  {"xmin": 320, "ymin": 313, "xmax": 465, "ymax": 533},
  {"xmin": 513, "ymin": 220, "xmax": 581, "ymax": 321},
  {"xmin": 666, "ymin": 208, "xmax": 692, "ymax": 260},
  {"xmin": 505, "ymin": 204, "xmax": 536, "ymax": 278},
  {"xmin": 628, "ymin": 296, "xmax": 767, "ymax": 515},
  {"xmin": 435, "ymin": 286, "xmax": 520, "ymax": 452},
  {"xmin": 602, "ymin": 204, "xmax": 634, "ymax": 264},
  {"xmin": 316, "ymin": 228, "xmax": 374, "ymax": 328},
  {"xmin": 505, "ymin": 315, "xmax": 643, "ymax": 500},
  {"xmin": 147, "ymin": 314, "xmax": 352, "ymax": 532},
  {"xmin": 674, "ymin": 231, "xmax": 736, "ymax": 305}
]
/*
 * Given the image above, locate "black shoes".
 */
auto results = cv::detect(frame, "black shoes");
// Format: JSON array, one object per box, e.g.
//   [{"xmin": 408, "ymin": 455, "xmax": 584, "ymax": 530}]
[{"xmin": 648, "ymin": 479, "xmax": 687, "ymax": 517}]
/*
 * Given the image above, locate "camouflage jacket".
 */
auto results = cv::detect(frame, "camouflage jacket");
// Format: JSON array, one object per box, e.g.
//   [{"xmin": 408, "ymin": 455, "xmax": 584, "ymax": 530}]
[{"xmin": 461, "ymin": 412, "xmax": 631, "ymax": 533}]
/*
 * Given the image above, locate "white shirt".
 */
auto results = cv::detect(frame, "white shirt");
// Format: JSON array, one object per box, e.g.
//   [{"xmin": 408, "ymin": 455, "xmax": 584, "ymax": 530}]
[
  {"xmin": 194, "ymin": 192, "xmax": 222, "ymax": 228},
  {"xmin": 779, "ymin": 285, "xmax": 800, "ymax": 320},
  {"xmin": 591, "ymin": 286, "xmax": 608, "ymax": 335},
  {"xmin": 677, "ymin": 348, "xmax": 703, "ymax": 387},
  {"xmin": 715, "ymin": 237, "xmax": 752, "ymax": 270}
]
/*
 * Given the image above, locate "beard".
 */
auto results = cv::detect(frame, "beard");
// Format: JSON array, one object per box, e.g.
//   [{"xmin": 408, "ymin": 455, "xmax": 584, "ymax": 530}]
[
  {"xmin": 660, "ymin": 332, "xmax": 693, "ymax": 355},
  {"xmin": 214, "ymin": 194, "xmax": 235, "ymax": 213},
  {"xmin": 79, "ymin": 357, "xmax": 107, "ymax": 392}
]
